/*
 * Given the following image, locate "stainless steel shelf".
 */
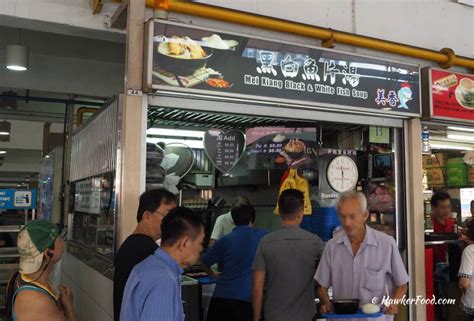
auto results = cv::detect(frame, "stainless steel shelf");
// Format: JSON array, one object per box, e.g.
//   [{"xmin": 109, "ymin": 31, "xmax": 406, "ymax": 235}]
[
  {"xmin": 0, "ymin": 225, "xmax": 23, "ymax": 233},
  {"xmin": 0, "ymin": 247, "xmax": 19, "ymax": 259}
]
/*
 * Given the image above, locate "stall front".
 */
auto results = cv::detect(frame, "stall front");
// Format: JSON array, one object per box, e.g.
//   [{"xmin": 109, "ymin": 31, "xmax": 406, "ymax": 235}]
[
  {"xmin": 421, "ymin": 67, "xmax": 474, "ymax": 321},
  {"xmin": 141, "ymin": 19, "xmax": 422, "ymax": 321}
]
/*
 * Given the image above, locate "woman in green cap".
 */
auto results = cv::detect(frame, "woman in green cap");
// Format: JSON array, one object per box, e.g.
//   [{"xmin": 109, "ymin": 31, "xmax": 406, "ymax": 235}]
[{"xmin": 9, "ymin": 219, "xmax": 77, "ymax": 321}]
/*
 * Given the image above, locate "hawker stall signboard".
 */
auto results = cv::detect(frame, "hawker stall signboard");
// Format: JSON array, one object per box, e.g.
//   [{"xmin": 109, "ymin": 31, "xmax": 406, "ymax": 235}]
[
  {"xmin": 422, "ymin": 68, "xmax": 474, "ymax": 123},
  {"xmin": 144, "ymin": 20, "xmax": 421, "ymax": 116}
]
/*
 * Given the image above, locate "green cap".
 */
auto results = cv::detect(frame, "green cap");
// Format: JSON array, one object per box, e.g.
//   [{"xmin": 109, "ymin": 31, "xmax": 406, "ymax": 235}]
[{"xmin": 17, "ymin": 220, "xmax": 58, "ymax": 274}]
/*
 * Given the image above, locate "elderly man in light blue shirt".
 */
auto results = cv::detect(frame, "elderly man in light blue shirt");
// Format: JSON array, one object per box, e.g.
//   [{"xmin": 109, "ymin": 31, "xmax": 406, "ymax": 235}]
[
  {"xmin": 120, "ymin": 207, "xmax": 205, "ymax": 321},
  {"xmin": 315, "ymin": 191, "xmax": 409, "ymax": 321}
]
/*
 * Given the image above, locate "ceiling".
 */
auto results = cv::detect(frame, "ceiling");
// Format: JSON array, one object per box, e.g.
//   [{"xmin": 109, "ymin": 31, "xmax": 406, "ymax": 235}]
[{"xmin": 0, "ymin": 25, "xmax": 125, "ymax": 64}]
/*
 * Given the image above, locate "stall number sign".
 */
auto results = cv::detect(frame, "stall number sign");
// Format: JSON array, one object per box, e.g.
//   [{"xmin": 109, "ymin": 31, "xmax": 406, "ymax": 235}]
[
  {"xmin": 0, "ymin": 189, "xmax": 36, "ymax": 209},
  {"xmin": 369, "ymin": 127, "xmax": 390, "ymax": 144}
]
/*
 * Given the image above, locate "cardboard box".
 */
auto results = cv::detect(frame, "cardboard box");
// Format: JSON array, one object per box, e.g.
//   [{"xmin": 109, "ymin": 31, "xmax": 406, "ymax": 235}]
[
  {"xmin": 446, "ymin": 163, "xmax": 467, "ymax": 187},
  {"xmin": 468, "ymin": 167, "xmax": 474, "ymax": 184},
  {"xmin": 427, "ymin": 167, "xmax": 446, "ymax": 186},
  {"xmin": 423, "ymin": 153, "xmax": 447, "ymax": 169}
]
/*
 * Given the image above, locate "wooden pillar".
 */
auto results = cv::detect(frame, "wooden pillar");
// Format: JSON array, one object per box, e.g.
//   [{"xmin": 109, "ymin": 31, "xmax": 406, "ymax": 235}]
[
  {"xmin": 406, "ymin": 118, "xmax": 426, "ymax": 320},
  {"xmin": 117, "ymin": 0, "xmax": 147, "ymax": 245}
]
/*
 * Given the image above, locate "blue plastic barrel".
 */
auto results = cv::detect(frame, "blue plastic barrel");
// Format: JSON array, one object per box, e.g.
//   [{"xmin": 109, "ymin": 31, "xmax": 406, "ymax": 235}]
[{"xmin": 313, "ymin": 207, "xmax": 340, "ymax": 241}]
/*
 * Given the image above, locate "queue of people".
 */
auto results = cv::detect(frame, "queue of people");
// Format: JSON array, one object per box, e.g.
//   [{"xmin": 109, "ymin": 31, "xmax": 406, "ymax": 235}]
[
  {"xmin": 8, "ymin": 188, "xmax": 473, "ymax": 321},
  {"xmin": 112, "ymin": 188, "xmax": 409, "ymax": 321}
]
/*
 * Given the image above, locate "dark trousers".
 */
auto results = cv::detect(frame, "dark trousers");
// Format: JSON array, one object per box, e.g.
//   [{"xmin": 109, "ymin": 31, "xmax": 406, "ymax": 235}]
[{"xmin": 207, "ymin": 298, "xmax": 253, "ymax": 321}]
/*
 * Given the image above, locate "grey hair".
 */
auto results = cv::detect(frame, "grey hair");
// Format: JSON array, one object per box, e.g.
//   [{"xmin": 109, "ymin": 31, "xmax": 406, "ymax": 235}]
[{"xmin": 337, "ymin": 191, "xmax": 368, "ymax": 213}]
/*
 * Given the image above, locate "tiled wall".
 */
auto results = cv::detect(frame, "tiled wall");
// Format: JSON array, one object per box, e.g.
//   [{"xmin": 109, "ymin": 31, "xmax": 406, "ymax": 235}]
[{"xmin": 61, "ymin": 252, "xmax": 113, "ymax": 321}]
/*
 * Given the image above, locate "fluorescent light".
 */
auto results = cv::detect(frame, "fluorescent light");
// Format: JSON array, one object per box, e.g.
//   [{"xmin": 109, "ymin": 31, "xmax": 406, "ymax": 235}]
[
  {"xmin": 6, "ymin": 65, "xmax": 27, "ymax": 71},
  {"xmin": 147, "ymin": 137, "xmax": 204, "ymax": 149},
  {"xmin": 0, "ymin": 132, "xmax": 9, "ymax": 135},
  {"xmin": 430, "ymin": 142, "xmax": 474, "ymax": 151},
  {"xmin": 447, "ymin": 130, "xmax": 474, "ymax": 142},
  {"xmin": 147, "ymin": 128, "xmax": 204, "ymax": 138},
  {"xmin": 0, "ymin": 151, "xmax": 7, "ymax": 154},
  {"xmin": 448, "ymin": 126, "xmax": 474, "ymax": 133}
]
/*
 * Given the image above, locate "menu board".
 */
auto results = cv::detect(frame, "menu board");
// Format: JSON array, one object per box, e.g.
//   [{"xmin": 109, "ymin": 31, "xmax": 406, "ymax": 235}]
[
  {"xmin": 423, "ymin": 68, "xmax": 474, "ymax": 123},
  {"xmin": 75, "ymin": 178, "xmax": 102, "ymax": 215},
  {"xmin": 246, "ymin": 127, "xmax": 319, "ymax": 170},
  {"xmin": 145, "ymin": 20, "xmax": 421, "ymax": 116},
  {"xmin": 204, "ymin": 129, "xmax": 245, "ymax": 173}
]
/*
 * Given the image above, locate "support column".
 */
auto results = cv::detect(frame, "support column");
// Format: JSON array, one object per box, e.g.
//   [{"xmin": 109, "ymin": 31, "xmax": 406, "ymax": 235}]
[
  {"xmin": 406, "ymin": 118, "xmax": 426, "ymax": 321},
  {"xmin": 61, "ymin": 98, "xmax": 75, "ymax": 227},
  {"xmin": 117, "ymin": 0, "xmax": 147, "ymax": 245}
]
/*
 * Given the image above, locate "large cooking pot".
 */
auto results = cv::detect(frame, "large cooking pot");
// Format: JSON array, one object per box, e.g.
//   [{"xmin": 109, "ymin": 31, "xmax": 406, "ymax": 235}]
[{"xmin": 155, "ymin": 47, "xmax": 213, "ymax": 76}]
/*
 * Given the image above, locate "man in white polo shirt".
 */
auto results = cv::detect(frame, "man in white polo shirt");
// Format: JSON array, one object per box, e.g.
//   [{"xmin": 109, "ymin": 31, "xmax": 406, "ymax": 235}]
[{"xmin": 209, "ymin": 196, "xmax": 250, "ymax": 246}]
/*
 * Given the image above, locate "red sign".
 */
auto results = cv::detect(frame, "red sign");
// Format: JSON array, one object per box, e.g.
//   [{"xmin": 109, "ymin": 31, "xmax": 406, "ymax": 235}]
[{"xmin": 429, "ymin": 69, "xmax": 474, "ymax": 122}]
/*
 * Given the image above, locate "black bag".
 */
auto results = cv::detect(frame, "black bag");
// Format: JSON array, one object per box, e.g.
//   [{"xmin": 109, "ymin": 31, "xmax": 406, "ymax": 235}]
[{"xmin": 5, "ymin": 270, "xmax": 20, "ymax": 317}]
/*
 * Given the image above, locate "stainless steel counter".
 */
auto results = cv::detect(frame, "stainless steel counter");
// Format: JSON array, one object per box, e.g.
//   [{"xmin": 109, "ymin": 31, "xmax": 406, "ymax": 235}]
[{"xmin": 425, "ymin": 239, "xmax": 465, "ymax": 246}]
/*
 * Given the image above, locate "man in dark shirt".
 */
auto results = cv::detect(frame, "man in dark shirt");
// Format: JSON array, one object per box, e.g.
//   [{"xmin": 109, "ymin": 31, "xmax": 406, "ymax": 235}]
[
  {"xmin": 113, "ymin": 189, "xmax": 177, "ymax": 321},
  {"xmin": 431, "ymin": 192, "xmax": 454, "ymax": 265},
  {"xmin": 429, "ymin": 191, "xmax": 454, "ymax": 321}
]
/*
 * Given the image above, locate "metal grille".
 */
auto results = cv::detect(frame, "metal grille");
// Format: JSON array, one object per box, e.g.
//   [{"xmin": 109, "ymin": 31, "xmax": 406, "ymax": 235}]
[
  {"xmin": 148, "ymin": 106, "xmax": 355, "ymax": 131},
  {"xmin": 70, "ymin": 99, "xmax": 118, "ymax": 182}
]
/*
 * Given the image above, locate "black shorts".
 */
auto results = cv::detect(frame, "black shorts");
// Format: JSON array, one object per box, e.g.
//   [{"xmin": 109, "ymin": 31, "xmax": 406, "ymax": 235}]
[{"xmin": 207, "ymin": 297, "xmax": 253, "ymax": 321}]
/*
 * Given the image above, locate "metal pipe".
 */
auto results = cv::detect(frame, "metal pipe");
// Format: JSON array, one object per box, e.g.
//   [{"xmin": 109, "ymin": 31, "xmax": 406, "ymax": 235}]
[
  {"xmin": 151, "ymin": 0, "xmax": 474, "ymax": 70},
  {"xmin": 77, "ymin": 107, "xmax": 98, "ymax": 126},
  {"xmin": 0, "ymin": 95, "xmax": 105, "ymax": 107}
]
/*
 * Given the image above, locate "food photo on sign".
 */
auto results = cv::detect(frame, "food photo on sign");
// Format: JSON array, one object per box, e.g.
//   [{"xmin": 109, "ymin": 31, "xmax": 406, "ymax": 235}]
[
  {"xmin": 422, "ymin": 68, "xmax": 474, "ymax": 122},
  {"xmin": 152, "ymin": 29, "xmax": 242, "ymax": 89},
  {"xmin": 245, "ymin": 127, "xmax": 319, "ymax": 171}
]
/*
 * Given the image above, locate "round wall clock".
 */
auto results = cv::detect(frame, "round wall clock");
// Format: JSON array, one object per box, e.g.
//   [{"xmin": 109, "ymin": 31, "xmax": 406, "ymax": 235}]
[{"xmin": 326, "ymin": 156, "xmax": 359, "ymax": 193}]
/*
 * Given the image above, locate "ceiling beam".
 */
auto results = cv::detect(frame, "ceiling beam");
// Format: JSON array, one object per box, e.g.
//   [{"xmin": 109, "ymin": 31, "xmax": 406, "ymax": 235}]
[{"xmin": 111, "ymin": 0, "xmax": 129, "ymax": 30}]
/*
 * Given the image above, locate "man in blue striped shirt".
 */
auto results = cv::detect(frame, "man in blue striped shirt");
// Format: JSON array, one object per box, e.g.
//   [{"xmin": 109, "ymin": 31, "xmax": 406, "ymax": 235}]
[{"xmin": 120, "ymin": 207, "xmax": 205, "ymax": 321}]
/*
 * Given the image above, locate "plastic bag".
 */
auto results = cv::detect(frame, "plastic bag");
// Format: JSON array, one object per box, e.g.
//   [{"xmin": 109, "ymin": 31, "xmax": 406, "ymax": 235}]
[{"xmin": 274, "ymin": 168, "xmax": 312, "ymax": 215}]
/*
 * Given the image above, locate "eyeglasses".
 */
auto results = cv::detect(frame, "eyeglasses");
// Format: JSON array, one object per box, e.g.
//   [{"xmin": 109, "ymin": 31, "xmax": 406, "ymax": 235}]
[{"xmin": 153, "ymin": 209, "xmax": 171, "ymax": 217}]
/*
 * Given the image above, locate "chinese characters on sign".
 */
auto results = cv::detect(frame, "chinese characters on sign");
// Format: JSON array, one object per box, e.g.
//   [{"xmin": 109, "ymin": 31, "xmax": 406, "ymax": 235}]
[{"xmin": 148, "ymin": 21, "xmax": 421, "ymax": 115}]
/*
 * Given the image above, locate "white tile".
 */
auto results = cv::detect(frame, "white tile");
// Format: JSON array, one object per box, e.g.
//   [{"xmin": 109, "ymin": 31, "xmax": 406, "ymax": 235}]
[
  {"xmin": 61, "ymin": 252, "xmax": 113, "ymax": 316},
  {"xmin": 62, "ymin": 273, "xmax": 113, "ymax": 321}
]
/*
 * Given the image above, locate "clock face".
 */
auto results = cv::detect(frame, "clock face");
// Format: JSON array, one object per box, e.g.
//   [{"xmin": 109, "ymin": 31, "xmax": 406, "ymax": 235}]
[{"xmin": 326, "ymin": 156, "xmax": 359, "ymax": 193}]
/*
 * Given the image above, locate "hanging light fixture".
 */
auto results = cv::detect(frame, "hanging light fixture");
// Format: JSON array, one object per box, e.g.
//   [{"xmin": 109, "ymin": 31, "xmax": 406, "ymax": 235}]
[
  {"xmin": 6, "ymin": 29, "xmax": 29, "ymax": 71},
  {"xmin": 0, "ymin": 121, "xmax": 10, "ymax": 142},
  {"xmin": 6, "ymin": 45, "xmax": 29, "ymax": 71},
  {"xmin": 0, "ymin": 121, "xmax": 11, "ymax": 136}
]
